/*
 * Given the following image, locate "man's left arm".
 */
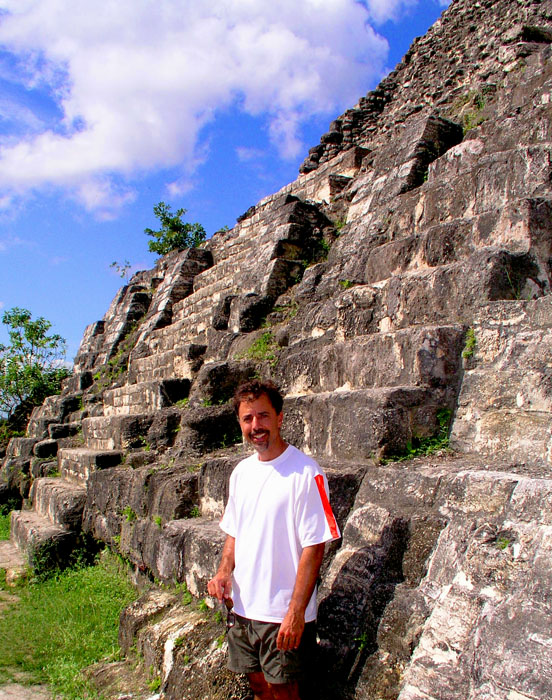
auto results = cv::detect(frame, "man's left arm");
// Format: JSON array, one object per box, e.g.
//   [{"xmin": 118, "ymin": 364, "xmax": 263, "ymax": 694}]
[{"xmin": 277, "ymin": 542, "xmax": 326, "ymax": 651}]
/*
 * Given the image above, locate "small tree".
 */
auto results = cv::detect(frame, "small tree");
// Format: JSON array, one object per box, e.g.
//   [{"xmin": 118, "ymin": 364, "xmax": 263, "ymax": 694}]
[
  {"xmin": 0, "ymin": 307, "xmax": 70, "ymax": 421},
  {"xmin": 145, "ymin": 202, "xmax": 206, "ymax": 256}
]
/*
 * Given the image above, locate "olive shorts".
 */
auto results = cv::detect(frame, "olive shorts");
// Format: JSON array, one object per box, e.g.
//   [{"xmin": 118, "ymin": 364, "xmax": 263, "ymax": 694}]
[{"xmin": 227, "ymin": 614, "xmax": 317, "ymax": 685}]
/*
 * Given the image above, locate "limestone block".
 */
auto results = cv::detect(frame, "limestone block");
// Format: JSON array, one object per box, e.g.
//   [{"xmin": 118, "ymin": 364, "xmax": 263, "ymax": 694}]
[{"xmin": 30, "ymin": 478, "xmax": 86, "ymax": 530}]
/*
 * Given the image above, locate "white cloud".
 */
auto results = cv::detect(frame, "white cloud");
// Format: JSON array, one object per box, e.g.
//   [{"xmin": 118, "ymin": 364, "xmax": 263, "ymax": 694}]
[
  {"xmin": 236, "ymin": 147, "xmax": 265, "ymax": 163},
  {"xmin": 0, "ymin": 233, "xmax": 26, "ymax": 251},
  {"xmin": 362, "ymin": 0, "xmax": 448, "ymax": 25},
  {"xmin": 363, "ymin": 0, "xmax": 418, "ymax": 24},
  {"xmin": 74, "ymin": 178, "xmax": 136, "ymax": 220},
  {"xmin": 0, "ymin": 0, "xmax": 389, "ymax": 214}
]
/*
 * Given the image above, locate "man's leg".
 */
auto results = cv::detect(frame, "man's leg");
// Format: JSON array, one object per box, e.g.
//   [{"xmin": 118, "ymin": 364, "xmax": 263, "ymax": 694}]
[
  {"xmin": 268, "ymin": 680, "xmax": 301, "ymax": 700},
  {"xmin": 248, "ymin": 671, "xmax": 274, "ymax": 699}
]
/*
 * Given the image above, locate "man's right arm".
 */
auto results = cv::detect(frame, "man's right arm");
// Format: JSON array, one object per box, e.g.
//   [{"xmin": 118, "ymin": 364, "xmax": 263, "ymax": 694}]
[{"xmin": 207, "ymin": 534, "xmax": 235, "ymax": 602}]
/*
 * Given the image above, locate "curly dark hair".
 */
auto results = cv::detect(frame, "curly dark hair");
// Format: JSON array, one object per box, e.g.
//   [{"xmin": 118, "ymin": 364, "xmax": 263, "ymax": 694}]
[{"xmin": 232, "ymin": 380, "xmax": 284, "ymax": 415}]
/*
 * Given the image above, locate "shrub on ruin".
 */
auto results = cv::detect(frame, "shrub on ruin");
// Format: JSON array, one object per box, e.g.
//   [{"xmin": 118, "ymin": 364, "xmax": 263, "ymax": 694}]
[{"xmin": 145, "ymin": 201, "xmax": 206, "ymax": 256}]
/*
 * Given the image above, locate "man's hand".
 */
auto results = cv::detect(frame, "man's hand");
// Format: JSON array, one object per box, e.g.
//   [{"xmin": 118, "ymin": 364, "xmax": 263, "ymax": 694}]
[
  {"xmin": 277, "ymin": 608, "xmax": 305, "ymax": 651},
  {"xmin": 277, "ymin": 542, "xmax": 325, "ymax": 651},
  {"xmin": 207, "ymin": 535, "xmax": 235, "ymax": 602},
  {"xmin": 207, "ymin": 570, "xmax": 232, "ymax": 602}
]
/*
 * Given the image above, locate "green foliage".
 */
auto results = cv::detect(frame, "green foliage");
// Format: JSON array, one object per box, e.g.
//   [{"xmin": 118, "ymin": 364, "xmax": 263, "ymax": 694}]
[
  {"xmin": 334, "ymin": 217, "xmax": 347, "ymax": 233},
  {"xmin": 148, "ymin": 676, "xmax": 161, "ymax": 692},
  {"xmin": 92, "ymin": 324, "xmax": 140, "ymax": 392},
  {"xmin": 145, "ymin": 201, "xmax": 206, "ymax": 256},
  {"xmin": 198, "ymin": 598, "xmax": 209, "ymax": 612},
  {"xmin": 383, "ymin": 408, "xmax": 452, "ymax": 463},
  {"xmin": 110, "ymin": 260, "xmax": 132, "ymax": 282},
  {"xmin": 0, "ymin": 552, "xmax": 136, "ymax": 698},
  {"xmin": 272, "ymin": 300, "xmax": 298, "ymax": 320},
  {"xmin": 462, "ymin": 328, "xmax": 477, "ymax": 359},
  {"xmin": 123, "ymin": 506, "xmax": 137, "ymax": 522},
  {"xmin": 153, "ymin": 515, "xmax": 162, "ymax": 529},
  {"xmin": 238, "ymin": 331, "xmax": 279, "ymax": 368},
  {"xmin": 339, "ymin": 279, "xmax": 354, "ymax": 289},
  {"xmin": 354, "ymin": 631, "xmax": 370, "ymax": 651},
  {"xmin": 188, "ymin": 505, "xmax": 201, "ymax": 518},
  {"xmin": 0, "ymin": 307, "xmax": 70, "ymax": 422},
  {"xmin": 176, "ymin": 397, "xmax": 190, "ymax": 408},
  {"xmin": 496, "ymin": 536, "xmax": 511, "ymax": 550}
]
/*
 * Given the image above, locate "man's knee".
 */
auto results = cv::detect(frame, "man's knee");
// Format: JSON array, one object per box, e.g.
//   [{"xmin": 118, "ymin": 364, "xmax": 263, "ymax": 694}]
[
  {"xmin": 248, "ymin": 671, "xmax": 272, "ymax": 699},
  {"xmin": 269, "ymin": 680, "xmax": 300, "ymax": 700}
]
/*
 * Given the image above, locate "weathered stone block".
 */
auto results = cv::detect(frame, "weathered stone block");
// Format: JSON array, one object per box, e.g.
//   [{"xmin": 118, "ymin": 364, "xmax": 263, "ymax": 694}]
[{"xmin": 30, "ymin": 478, "xmax": 86, "ymax": 530}]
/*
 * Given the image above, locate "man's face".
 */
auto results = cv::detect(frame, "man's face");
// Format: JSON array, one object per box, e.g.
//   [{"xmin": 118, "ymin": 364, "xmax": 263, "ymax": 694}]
[{"xmin": 237, "ymin": 393, "xmax": 285, "ymax": 461}]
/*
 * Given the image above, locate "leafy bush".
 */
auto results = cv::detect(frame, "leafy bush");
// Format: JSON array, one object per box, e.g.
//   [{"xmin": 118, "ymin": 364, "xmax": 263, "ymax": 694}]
[
  {"xmin": 145, "ymin": 202, "xmax": 206, "ymax": 256},
  {"xmin": 0, "ymin": 308, "xmax": 69, "ymax": 449}
]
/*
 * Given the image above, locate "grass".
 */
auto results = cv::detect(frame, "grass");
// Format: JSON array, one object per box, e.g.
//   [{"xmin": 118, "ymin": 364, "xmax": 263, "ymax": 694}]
[
  {"xmin": 0, "ymin": 512, "xmax": 10, "ymax": 540},
  {"xmin": 237, "ymin": 331, "xmax": 279, "ymax": 368},
  {"xmin": 0, "ymin": 551, "xmax": 137, "ymax": 698},
  {"xmin": 0, "ymin": 500, "xmax": 18, "ymax": 540}
]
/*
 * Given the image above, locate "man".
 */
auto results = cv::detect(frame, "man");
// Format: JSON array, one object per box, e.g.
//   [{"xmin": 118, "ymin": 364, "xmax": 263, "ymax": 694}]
[{"xmin": 207, "ymin": 380, "xmax": 340, "ymax": 700}]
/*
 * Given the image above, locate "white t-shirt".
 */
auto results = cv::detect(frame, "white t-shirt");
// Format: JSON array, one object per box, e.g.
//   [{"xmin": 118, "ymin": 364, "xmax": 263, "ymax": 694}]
[{"xmin": 220, "ymin": 444, "xmax": 340, "ymax": 623}]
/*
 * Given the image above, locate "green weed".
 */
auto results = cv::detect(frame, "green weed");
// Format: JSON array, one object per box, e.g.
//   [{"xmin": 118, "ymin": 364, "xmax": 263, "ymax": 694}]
[
  {"xmin": 0, "ymin": 512, "xmax": 10, "ymax": 540},
  {"xmin": 123, "ymin": 506, "xmax": 137, "ymax": 523},
  {"xmin": 382, "ymin": 408, "xmax": 452, "ymax": 463},
  {"xmin": 462, "ymin": 328, "xmax": 477, "ymax": 359},
  {"xmin": 237, "ymin": 331, "xmax": 279, "ymax": 368},
  {"xmin": 339, "ymin": 279, "xmax": 354, "ymax": 290}
]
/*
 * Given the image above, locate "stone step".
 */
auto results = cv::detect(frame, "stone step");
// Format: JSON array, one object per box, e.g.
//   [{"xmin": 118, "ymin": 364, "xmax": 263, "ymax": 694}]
[
  {"xmin": 451, "ymin": 406, "xmax": 551, "ymax": 469},
  {"xmin": 121, "ymin": 517, "xmax": 226, "ymax": 597},
  {"xmin": 11, "ymin": 509, "xmax": 80, "ymax": 571},
  {"xmin": 103, "ymin": 379, "xmax": 190, "ymax": 416},
  {"xmin": 128, "ymin": 342, "xmax": 206, "ymax": 384},
  {"xmin": 0, "ymin": 539, "xmax": 26, "ymax": 581},
  {"xmin": 450, "ymin": 295, "xmax": 552, "ymax": 468},
  {"xmin": 311, "ymin": 248, "xmax": 540, "ymax": 342},
  {"xmin": 462, "ymin": 296, "xmax": 552, "ymax": 368},
  {"xmin": 274, "ymin": 325, "xmax": 464, "ymax": 396},
  {"xmin": 29, "ymin": 477, "xmax": 86, "ymax": 530},
  {"xmin": 357, "ymin": 195, "xmax": 552, "ymax": 286},
  {"xmin": 282, "ymin": 386, "xmax": 449, "ymax": 461},
  {"xmin": 83, "ymin": 462, "xmax": 200, "ymax": 544},
  {"xmin": 81, "ymin": 415, "xmax": 154, "ymax": 451},
  {"xmin": 59, "ymin": 447, "xmax": 124, "ymax": 483}
]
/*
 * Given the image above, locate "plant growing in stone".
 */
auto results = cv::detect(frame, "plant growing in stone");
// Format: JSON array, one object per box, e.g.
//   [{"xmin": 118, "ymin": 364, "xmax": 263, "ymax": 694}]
[
  {"xmin": 110, "ymin": 260, "xmax": 132, "ymax": 282},
  {"xmin": 145, "ymin": 202, "xmax": 206, "ymax": 256},
  {"xmin": 238, "ymin": 331, "xmax": 279, "ymax": 369},
  {"xmin": 123, "ymin": 506, "xmax": 137, "ymax": 522},
  {"xmin": 462, "ymin": 328, "xmax": 476, "ymax": 359}
]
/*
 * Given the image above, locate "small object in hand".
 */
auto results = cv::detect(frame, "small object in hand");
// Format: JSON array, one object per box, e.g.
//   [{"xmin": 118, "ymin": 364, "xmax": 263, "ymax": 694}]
[{"xmin": 224, "ymin": 597, "xmax": 235, "ymax": 631}]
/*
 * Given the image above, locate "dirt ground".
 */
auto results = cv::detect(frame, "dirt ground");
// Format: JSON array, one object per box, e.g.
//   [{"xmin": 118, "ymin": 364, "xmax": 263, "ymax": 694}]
[{"xmin": 0, "ymin": 685, "xmax": 51, "ymax": 700}]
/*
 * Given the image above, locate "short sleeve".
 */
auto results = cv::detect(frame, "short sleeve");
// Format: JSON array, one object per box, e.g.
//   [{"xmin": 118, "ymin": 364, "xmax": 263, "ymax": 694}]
[
  {"xmin": 220, "ymin": 472, "xmax": 237, "ymax": 538},
  {"xmin": 296, "ymin": 470, "xmax": 340, "ymax": 547}
]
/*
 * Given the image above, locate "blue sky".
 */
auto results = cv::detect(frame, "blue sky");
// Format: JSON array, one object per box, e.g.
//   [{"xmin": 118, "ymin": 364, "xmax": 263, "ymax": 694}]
[{"xmin": 0, "ymin": 0, "xmax": 450, "ymax": 363}]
